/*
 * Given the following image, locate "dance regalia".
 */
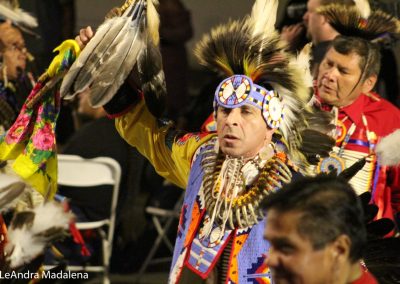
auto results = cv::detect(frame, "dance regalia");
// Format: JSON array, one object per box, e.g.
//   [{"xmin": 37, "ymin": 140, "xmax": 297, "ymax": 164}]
[
  {"xmin": 314, "ymin": 91, "xmax": 400, "ymax": 220},
  {"xmin": 115, "ymin": 100, "xmax": 296, "ymax": 283}
]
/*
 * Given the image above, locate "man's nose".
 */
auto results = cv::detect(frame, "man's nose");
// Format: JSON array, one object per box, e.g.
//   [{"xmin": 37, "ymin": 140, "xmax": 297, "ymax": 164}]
[
  {"xmin": 225, "ymin": 108, "xmax": 240, "ymax": 125},
  {"xmin": 324, "ymin": 68, "xmax": 338, "ymax": 82},
  {"xmin": 264, "ymin": 249, "xmax": 279, "ymax": 268}
]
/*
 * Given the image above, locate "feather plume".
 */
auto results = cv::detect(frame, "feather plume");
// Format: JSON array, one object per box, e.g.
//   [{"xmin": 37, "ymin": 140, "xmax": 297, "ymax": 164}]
[
  {"xmin": 137, "ymin": 36, "xmax": 166, "ymax": 117},
  {"xmin": 375, "ymin": 129, "xmax": 400, "ymax": 166},
  {"xmin": 0, "ymin": 173, "xmax": 25, "ymax": 212},
  {"xmin": 0, "ymin": 181, "xmax": 25, "ymax": 212},
  {"xmin": 88, "ymin": 15, "xmax": 146, "ymax": 107},
  {"xmin": 295, "ymin": 43, "xmax": 313, "ymax": 88},
  {"xmin": 61, "ymin": 17, "xmax": 117, "ymax": 99},
  {"xmin": 146, "ymin": 0, "xmax": 160, "ymax": 46},
  {"xmin": 5, "ymin": 202, "xmax": 73, "ymax": 268},
  {"xmin": 72, "ymin": 17, "xmax": 129, "ymax": 95},
  {"xmin": 318, "ymin": 4, "xmax": 400, "ymax": 41},
  {"xmin": 249, "ymin": 0, "xmax": 278, "ymax": 39},
  {"xmin": 0, "ymin": 2, "xmax": 37, "ymax": 28},
  {"xmin": 61, "ymin": 0, "xmax": 161, "ymax": 107},
  {"xmin": 353, "ymin": 0, "xmax": 371, "ymax": 19}
]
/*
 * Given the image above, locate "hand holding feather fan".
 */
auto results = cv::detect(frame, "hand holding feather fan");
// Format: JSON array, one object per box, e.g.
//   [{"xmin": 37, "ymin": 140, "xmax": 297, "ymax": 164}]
[{"xmin": 60, "ymin": 0, "xmax": 167, "ymax": 114}]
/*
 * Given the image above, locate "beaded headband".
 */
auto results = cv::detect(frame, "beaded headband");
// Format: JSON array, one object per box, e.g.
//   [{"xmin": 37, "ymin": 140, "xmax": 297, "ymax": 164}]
[{"xmin": 213, "ymin": 75, "xmax": 284, "ymax": 129}]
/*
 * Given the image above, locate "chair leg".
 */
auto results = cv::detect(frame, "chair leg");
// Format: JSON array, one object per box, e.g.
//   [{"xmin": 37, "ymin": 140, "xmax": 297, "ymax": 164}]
[
  {"xmin": 135, "ymin": 214, "xmax": 176, "ymax": 283},
  {"xmin": 101, "ymin": 230, "xmax": 110, "ymax": 284}
]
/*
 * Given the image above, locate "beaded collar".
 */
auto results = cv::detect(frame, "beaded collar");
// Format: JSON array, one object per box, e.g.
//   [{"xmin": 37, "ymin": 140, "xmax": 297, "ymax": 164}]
[{"xmin": 201, "ymin": 148, "xmax": 292, "ymax": 232}]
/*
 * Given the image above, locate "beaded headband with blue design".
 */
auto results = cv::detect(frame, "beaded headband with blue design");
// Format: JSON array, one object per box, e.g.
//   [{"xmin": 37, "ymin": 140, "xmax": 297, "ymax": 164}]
[{"xmin": 214, "ymin": 75, "xmax": 284, "ymax": 129}]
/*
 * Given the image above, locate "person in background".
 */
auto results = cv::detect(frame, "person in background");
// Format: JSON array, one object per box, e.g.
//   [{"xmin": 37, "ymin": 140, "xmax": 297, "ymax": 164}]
[
  {"xmin": 263, "ymin": 174, "xmax": 378, "ymax": 284},
  {"xmin": 0, "ymin": 0, "xmax": 37, "ymax": 131},
  {"xmin": 312, "ymin": 3, "xmax": 400, "ymax": 222}
]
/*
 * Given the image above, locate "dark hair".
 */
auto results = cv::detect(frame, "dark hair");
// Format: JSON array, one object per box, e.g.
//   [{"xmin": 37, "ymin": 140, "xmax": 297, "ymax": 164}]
[
  {"xmin": 262, "ymin": 174, "xmax": 366, "ymax": 263},
  {"xmin": 319, "ymin": 0, "xmax": 354, "ymax": 6},
  {"xmin": 329, "ymin": 35, "xmax": 381, "ymax": 80}
]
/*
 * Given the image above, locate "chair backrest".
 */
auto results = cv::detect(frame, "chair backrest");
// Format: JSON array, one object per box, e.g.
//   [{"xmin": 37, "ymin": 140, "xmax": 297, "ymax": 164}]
[{"xmin": 57, "ymin": 154, "xmax": 121, "ymax": 253}]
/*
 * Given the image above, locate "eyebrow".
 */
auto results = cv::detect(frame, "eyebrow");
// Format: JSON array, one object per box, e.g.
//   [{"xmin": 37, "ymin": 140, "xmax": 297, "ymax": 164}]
[
  {"xmin": 241, "ymin": 105, "xmax": 257, "ymax": 112},
  {"xmin": 265, "ymin": 236, "xmax": 294, "ymax": 247}
]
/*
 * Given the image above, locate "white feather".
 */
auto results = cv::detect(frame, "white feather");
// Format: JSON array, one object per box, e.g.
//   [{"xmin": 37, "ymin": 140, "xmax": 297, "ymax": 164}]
[
  {"xmin": 5, "ymin": 229, "xmax": 43, "ymax": 268},
  {"xmin": 375, "ymin": 129, "xmax": 400, "ymax": 166},
  {"xmin": 249, "ymin": 0, "xmax": 278, "ymax": 39},
  {"xmin": 353, "ymin": 0, "xmax": 371, "ymax": 19},
  {"xmin": 5, "ymin": 202, "xmax": 73, "ymax": 268},
  {"xmin": 0, "ymin": 4, "xmax": 37, "ymax": 28},
  {"xmin": 295, "ymin": 43, "xmax": 313, "ymax": 88},
  {"xmin": 30, "ymin": 202, "xmax": 72, "ymax": 233}
]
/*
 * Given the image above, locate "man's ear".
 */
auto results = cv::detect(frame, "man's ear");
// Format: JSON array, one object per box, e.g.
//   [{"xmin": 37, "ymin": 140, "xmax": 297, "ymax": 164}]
[
  {"xmin": 330, "ymin": 234, "xmax": 351, "ymax": 263},
  {"xmin": 361, "ymin": 74, "xmax": 377, "ymax": 94}
]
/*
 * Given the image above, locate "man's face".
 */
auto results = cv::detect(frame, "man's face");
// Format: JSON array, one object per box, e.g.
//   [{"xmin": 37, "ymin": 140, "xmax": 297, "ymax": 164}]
[
  {"xmin": 303, "ymin": 0, "xmax": 324, "ymax": 43},
  {"xmin": 216, "ymin": 104, "xmax": 271, "ymax": 159},
  {"xmin": 0, "ymin": 22, "xmax": 27, "ymax": 81},
  {"xmin": 317, "ymin": 47, "xmax": 371, "ymax": 107},
  {"xmin": 264, "ymin": 209, "xmax": 337, "ymax": 284}
]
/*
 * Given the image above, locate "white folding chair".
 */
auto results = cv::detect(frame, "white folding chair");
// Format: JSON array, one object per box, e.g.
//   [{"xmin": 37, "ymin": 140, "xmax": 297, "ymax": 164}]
[
  {"xmin": 136, "ymin": 191, "xmax": 184, "ymax": 282},
  {"xmin": 48, "ymin": 154, "xmax": 121, "ymax": 284}
]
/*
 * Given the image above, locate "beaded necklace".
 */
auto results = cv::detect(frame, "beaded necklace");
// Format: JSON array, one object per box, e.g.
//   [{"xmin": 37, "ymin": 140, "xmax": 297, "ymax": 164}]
[{"xmin": 201, "ymin": 149, "xmax": 291, "ymax": 232}]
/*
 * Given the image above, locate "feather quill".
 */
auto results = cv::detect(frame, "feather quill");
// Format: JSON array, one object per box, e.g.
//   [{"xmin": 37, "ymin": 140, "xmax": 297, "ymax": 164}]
[
  {"xmin": 375, "ymin": 129, "xmax": 400, "ymax": 166},
  {"xmin": 353, "ymin": 0, "xmax": 371, "ymax": 19}
]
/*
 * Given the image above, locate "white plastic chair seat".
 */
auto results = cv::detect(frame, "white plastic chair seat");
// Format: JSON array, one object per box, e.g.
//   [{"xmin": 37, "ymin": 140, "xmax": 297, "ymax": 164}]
[
  {"xmin": 76, "ymin": 220, "xmax": 110, "ymax": 230},
  {"xmin": 45, "ymin": 154, "xmax": 121, "ymax": 284}
]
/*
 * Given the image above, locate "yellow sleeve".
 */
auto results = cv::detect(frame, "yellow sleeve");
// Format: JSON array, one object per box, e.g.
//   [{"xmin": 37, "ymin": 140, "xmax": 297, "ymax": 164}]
[{"xmin": 115, "ymin": 100, "xmax": 215, "ymax": 189}]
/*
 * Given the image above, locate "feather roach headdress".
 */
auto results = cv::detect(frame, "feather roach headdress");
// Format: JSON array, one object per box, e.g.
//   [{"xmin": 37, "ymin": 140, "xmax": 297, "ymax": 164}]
[
  {"xmin": 317, "ymin": 0, "xmax": 400, "ymax": 42},
  {"xmin": 195, "ymin": 0, "xmax": 334, "ymax": 170},
  {"xmin": 61, "ymin": 0, "xmax": 166, "ymax": 116}
]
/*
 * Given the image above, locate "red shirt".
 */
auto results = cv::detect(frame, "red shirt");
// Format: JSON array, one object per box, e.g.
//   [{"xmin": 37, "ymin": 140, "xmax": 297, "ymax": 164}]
[
  {"xmin": 351, "ymin": 270, "xmax": 378, "ymax": 284},
  {"xmin": 316, "ymin": 92, "xmax": 400, "ymax": 220}
]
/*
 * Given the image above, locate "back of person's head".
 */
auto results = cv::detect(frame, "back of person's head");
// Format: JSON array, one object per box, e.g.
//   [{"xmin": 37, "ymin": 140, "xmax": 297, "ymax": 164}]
[
  {"xmin": 263, "ymin": 174, "xmax": 366, "ymax": 263},
  {"xmin": 330, "ymin": 35, "xmax": 381, "ymax": 80},
  {"xmin": 319, "ymin": 0, "xmax": 354, "ymax": 6}
]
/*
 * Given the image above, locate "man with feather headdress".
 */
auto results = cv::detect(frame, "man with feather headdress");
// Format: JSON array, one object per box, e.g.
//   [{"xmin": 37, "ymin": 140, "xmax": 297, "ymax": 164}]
[
  {"xmin": 310, "ymin": 0, "xmax": 400, "ymax": 224},
  {"xmin": 69, "ymin": 0, "xmax": 335, "ymax": 282}
]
